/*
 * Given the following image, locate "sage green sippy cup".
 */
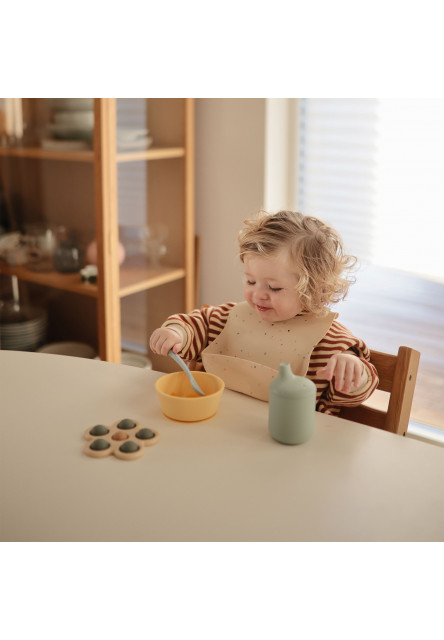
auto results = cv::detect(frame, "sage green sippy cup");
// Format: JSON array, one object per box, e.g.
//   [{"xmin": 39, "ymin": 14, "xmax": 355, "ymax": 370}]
[{"xmin": 268, "ymin": 362, "xmax": 316, "ymax": 445}]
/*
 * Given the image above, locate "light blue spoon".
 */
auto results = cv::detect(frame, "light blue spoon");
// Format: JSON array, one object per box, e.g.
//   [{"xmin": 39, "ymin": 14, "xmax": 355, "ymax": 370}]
[{"xmin": 168, "ymin": 349, "xmax": 205, "ymax": 396}]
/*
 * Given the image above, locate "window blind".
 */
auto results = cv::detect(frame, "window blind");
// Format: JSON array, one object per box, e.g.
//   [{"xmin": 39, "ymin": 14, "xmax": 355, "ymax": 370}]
[
  {"xmin": 296, "ymin": 99, "xmax": 444, "ymax": 280},
  {"xmin": 296, "ymin": 98, "xmax": 379, "ymax": 265},
  {"xmin": 116, "ymin": 99, "xmax": 148, "ymax": 228}
]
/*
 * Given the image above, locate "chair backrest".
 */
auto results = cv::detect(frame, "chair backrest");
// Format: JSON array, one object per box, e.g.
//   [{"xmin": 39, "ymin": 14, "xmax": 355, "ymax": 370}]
[{"xmin": 340, "ymin": 346, "xmax": 420, "ymax": 436}]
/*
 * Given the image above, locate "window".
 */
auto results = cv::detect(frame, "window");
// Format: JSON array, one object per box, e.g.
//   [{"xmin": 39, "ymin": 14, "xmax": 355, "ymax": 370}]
[
  {"xmin": 296, "ymin": 98, "xmax": 444, "ymax": 281},
  {"xmin": 295, "ymin": 98, "xmax": 444, "ymax": 433}
]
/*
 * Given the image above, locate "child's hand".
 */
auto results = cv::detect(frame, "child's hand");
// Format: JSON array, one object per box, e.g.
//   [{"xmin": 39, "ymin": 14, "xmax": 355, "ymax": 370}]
[
  {"xmin": 149, "ymin": 327, "xmax": 183, "ymax": 356},
  {"xmin": 316, "ymin": 353, "xmax": 365, "ymax": 393}
]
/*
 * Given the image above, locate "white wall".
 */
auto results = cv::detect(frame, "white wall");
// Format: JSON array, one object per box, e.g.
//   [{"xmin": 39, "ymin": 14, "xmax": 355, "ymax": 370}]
[{"xmin": 194, "ymin": 99, "xmax": 266, "ymax": 306}]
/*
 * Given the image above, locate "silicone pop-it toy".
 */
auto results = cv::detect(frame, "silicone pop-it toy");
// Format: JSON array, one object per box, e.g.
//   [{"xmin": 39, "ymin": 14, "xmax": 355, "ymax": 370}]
[{"xmin": 84, "ymin": 418, "xmax": 159, "ymax": 460}]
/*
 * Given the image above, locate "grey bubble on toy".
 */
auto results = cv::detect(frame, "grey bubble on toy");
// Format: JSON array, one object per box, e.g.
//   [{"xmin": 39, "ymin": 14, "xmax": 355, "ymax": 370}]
[
  {"xmin": 90, "ymin": 425, "xmax": 109, "ymax": 436},
  {"xmin": 135, "ymin": 428, "xmax": 155, "ymax": 440},
  {"xmin": 90, "ymin": 439, "xmax": 110, "ymax": 451},
  {"xmin": 117, "ymin": 419, "xmax": 137, "ymax": 430},
  {"xmin": 119, "ymin": 441, "xmax": 140, "ymax": 453}
]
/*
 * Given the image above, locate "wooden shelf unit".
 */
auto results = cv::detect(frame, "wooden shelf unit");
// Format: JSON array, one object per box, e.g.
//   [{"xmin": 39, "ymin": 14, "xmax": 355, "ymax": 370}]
[{"xmin": 0, "ymin": 98, "xmax": 195, "ymax": 363}]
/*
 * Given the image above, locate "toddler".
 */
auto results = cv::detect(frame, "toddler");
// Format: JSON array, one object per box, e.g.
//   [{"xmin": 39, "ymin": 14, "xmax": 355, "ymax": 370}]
[{"xmin": 150, "ymin": 211, "xmax": 378, "ymax": 414}]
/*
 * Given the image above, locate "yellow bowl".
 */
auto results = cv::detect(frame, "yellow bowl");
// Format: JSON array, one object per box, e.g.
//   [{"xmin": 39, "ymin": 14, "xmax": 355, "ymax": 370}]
[{"xmin": 155, "ymin": 371, "xmax": 225, "ymax": 422}]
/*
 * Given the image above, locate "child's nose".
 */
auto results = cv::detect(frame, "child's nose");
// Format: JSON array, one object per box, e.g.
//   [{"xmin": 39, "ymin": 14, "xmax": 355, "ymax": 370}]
[{"xmin": 257, "ymin": 287, "xmax": 269, "ymax": 300}]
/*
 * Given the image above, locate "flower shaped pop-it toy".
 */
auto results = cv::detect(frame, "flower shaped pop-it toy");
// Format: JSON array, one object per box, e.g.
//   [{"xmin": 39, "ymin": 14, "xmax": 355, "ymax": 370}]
[{"xmin": 84, "ymin": 418, "xmax": 159, "ymax": 460}]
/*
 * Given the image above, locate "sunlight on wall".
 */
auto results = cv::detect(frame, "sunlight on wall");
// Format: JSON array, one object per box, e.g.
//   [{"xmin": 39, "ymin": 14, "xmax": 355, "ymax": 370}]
[{"xmin": 374, "ymin": 99, "xmax": 444, "ymax": 280}]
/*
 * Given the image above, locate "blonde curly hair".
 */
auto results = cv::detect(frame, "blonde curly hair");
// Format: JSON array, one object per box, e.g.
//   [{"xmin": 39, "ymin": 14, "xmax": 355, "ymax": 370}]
[{"xmin": 238, "ymin": 210, "xmax": 357, "ymax": 315}]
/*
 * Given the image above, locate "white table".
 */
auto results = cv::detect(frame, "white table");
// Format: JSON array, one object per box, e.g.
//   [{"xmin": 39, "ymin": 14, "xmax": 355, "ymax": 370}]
[{"xmin": 1, "ymin": 350, "xmax": 443, "ymax": 541}]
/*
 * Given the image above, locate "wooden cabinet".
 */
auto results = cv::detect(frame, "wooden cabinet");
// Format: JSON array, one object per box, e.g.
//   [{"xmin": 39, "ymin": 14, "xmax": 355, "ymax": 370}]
[{"xmin": 0, "ymin": 98, "xmax": 195, "ymax": 366}]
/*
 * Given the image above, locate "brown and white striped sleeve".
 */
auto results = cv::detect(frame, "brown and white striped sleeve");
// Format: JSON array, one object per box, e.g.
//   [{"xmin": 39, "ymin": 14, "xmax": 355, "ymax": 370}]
[
  {"xmin": 307, "ymin": 320, "xmax": 379, "ymax": 415},
  {"xmin": 162, "ymin": 302, "xmax": 235, "ymax": 362}
]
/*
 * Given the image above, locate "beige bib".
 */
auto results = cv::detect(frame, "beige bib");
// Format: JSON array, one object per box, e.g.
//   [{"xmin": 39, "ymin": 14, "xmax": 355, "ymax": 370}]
[{"xmin": 202, "ymin": 301, "xmax": 336, "ymax": 401}]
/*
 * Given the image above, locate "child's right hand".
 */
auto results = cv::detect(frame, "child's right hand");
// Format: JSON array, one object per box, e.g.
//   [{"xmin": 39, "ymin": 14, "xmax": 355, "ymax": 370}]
[{"xmin": 149, "ymin": 327, "xmax": 183, "ymax": 356}]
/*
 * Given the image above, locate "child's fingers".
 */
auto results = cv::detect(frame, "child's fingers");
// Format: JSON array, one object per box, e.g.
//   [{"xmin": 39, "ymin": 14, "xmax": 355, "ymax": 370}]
[
  {"xmin": 317, "ymin": 354, "xmax": 365, "ymax": 392},
  {"xmin": 342, "ymin": 362, "xmax": 355, "ymax": 393},
  {"xmin": 153, "ymin": 330, "xmax": 183, "ymax": 356},
  {"xmin": 160, "ymin": 336, "xmax": 177, "ymax": 355},
  {"xmin": 316, "ymin": 355, "xmax": 337, "ymax": 380},
  {"xmin": 148, "ymin": 331, "xmax": 160, "ymax": 353},
  {"xmin": 353, "ymin": 361, "xmax": 365, "ymax": 389},
  {"xmin": 150, "ymin": 332, "xmax": 163, "ymax": 354},
  {"xmin": 332, "ymin": 357, "xmax": 346, "ymax": 391}
]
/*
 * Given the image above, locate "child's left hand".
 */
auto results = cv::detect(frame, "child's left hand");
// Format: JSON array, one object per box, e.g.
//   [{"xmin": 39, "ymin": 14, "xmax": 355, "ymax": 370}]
[{"xmin": 316, "ymin": 353, "xmax": 365, "ymax": 393}]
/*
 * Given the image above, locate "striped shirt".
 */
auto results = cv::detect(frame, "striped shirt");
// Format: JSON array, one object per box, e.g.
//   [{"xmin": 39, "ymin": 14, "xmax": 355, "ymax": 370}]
[{"xmin": 163, "ymin": 302, "xmax": 379, "ymax": 415}]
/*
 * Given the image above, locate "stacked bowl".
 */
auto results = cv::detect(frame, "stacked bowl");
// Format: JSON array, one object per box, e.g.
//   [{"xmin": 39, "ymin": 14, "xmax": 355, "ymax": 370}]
[
  {"xmin": 0, "ymin": 302, "xmax": 47, "ymax": 351},
  {"xmin": 43, "ymin": 99, "xmax": 94, "ymax": 149}
]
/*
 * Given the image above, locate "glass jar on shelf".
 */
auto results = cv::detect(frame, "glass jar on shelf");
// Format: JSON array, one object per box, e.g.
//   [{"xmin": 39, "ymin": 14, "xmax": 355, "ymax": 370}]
[{"xmin": 53, "ymin": 227, "xmax": 84, "ymax": 273}]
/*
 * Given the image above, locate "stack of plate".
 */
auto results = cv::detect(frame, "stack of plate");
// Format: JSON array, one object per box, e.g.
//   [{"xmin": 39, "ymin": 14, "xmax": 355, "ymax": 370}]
[
  {"xmin": 117, "ymin": 128, "xmax": 153, "ymax": 150},
  {"xmin": 121, "ymin": 352, "xmax": 152, "ymax": 369},
  {"xmin": 37, "ymin": 341, "xmax": 96, "ymax": 358},
  {"xmin": 43, "ymin": 98, "xmax": 94, "ymax": 149},
  {"xmin": 0, "ymin": 305, "xmax": 47, "ymax": 351}
]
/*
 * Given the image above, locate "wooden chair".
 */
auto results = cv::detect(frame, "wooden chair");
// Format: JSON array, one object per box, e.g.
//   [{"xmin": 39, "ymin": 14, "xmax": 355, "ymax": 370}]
[{"xmin": 340, "ymin": 346, "xmax": 420, "ymax": 436}]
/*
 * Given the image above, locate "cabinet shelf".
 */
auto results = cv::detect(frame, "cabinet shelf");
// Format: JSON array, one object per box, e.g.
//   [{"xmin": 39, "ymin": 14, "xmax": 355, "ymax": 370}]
[
  {"xmin": 0, "ymin": 264, "xmax": 98, "ymax": 296},
  {"xmin": 119, "ymin": 264, "xmax": 186, "ymax": 296},
  {"xmin": 0, "ymin": 263, "xmax": 186, "ymax": 298},
  {"xmin": 117, "ymin": 147, "xmax": 185, "ymax": 162},
  {"xmin": 0, "ymin": 146, "xmax": 185, "ymax": 163},
  {"xmin": 0, "ymin": 98, "xmax": 195, "ymax": 362},
  {"xmin": 0, "ymin": 147, "xmax": 94, "ymax": 163}
]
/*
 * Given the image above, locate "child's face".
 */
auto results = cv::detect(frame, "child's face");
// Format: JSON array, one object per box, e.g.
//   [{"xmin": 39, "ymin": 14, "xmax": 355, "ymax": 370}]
[{"xmin": 243, "ymin": 251, "xmax": 303, "ymax": 322}]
